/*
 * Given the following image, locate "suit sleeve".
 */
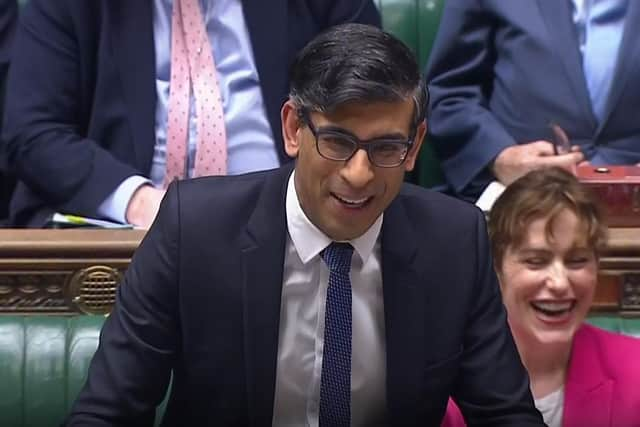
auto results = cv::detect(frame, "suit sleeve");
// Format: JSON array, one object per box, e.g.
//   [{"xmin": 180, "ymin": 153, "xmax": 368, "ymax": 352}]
[
  {"xmin": 425, "ymin": 0, "xmax": 516, "ymax": 195},
  {"xmin": 2, "ymin": 0, "xmax": 140, "ymax": 218},
  {"xmin": 452, "ymin": 209, "xmax": 543, "ymax": 426},
  {"xmin": 66, "ymin": 182, "xmax": 181, "ymax": 426}
]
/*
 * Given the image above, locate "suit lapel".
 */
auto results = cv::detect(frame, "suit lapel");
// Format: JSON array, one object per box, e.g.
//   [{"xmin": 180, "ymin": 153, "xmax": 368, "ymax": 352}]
[
  {"xmin": 108, "ymin": 0, "xmax": 157, "ymax": 173},
  {"xmin": 563, "ymin": 326, "xmax": 614, "ymax": 427},
  {"xmin": 535, "ymin": 0, "xmax": 597, "ymax": 127},
  {"xmin": 239, "ymin": 165, "xmax": 291, "ymax": 426},
  {"xmin": 380, "ymin": 196, "xmax": 427, "ymax": 418},
  {"xmin": 596, "ymin": 1, "xmax": 640, "ymax": 134},
  {"xmin": 241, "ymin": 0, "xmax": 288, "ymax": 150}
]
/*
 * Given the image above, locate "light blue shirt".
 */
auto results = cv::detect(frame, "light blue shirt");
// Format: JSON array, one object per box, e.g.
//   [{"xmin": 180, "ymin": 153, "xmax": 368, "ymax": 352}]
[
  {"xmin": 98, "ymin": 0, "xmax": 279, "ymax": 223},
  {"xmin": 572, "ymin": 0, "xmax": 627, "ymax": 121}
]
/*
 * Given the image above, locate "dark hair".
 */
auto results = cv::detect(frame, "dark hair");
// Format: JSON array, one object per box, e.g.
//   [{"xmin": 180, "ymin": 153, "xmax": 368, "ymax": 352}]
[
  {"xmin": 488, "ymin": 167, "xmax": 608, "ymax": 268},
  {"xmin": 288, "ymin": 23, "xmax": 428, "ymax": 129}
]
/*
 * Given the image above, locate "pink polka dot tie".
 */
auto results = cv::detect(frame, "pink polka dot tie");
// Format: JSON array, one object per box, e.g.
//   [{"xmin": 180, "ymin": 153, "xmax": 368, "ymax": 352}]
[{"xmin": 164, "ymin": 0, "xmax": 227, "ymax": 188}]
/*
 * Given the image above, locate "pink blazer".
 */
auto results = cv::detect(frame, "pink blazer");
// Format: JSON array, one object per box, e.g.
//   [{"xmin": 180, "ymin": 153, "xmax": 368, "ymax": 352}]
[{"xmin": 442, "ymin": 324, "xmax": 640, "ymax": 427}]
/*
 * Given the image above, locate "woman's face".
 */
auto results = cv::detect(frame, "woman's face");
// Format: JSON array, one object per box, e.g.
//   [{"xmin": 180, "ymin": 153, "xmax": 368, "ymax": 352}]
[{"xmin": 498, "ymin": 209, "xmax": 598, "ymax": 347}]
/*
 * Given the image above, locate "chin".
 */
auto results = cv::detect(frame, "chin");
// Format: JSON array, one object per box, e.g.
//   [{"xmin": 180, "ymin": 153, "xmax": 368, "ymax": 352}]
[
  {"xmin": 323, "ymin": 225, "xmax": 360, "ymax": 242},
  {"xmin": 530, "ymin": 325, "xmax": 580, "ymax": 347},
  {"xmin": 326, "ymin": 220, "xmax": 368, "ymax": 241}
]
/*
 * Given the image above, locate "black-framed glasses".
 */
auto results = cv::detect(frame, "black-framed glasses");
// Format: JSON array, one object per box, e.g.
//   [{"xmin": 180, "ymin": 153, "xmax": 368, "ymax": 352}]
[{"xmin": 301, "ymin": 111, "xmax": 416, "ymax": 168}]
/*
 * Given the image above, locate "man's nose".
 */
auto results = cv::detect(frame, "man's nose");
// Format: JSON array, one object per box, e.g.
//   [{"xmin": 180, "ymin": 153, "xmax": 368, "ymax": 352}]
[{"xmin": 340, "ymin": 149, "xmax": 375, "ymax": 188}]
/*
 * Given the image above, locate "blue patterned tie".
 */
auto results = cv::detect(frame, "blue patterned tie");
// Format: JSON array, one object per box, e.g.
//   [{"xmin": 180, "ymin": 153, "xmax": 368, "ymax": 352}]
[
  {"xmin": 582, "ymin": 0, "xmax": 628, "ymax": 121},
  {"xmin": 319, "ymin": 242, "xmax": 354, "ymax": 427}
]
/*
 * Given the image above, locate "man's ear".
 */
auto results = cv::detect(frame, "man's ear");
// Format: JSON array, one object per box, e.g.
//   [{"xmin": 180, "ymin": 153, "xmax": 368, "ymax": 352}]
[
  {"xmin": 403, "ymin": 120, "xmax": 427, "ymax": 172},
  {"xmin": 281, "ymin": 100, "xmax": 302, "ymax": 158}
]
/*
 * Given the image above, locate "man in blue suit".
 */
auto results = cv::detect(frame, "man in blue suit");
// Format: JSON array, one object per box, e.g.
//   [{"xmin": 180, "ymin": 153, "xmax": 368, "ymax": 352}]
[
  {"xmin": 426, "ymin": 0, "xmax": 640, "ymax": 200},
  {"xmin": 2, "ymin": 0, "xmax": 380, "ymax": 227},
  {"xmin": 67, "ymin": 24, "xmax": 543, "ymax": 426}
]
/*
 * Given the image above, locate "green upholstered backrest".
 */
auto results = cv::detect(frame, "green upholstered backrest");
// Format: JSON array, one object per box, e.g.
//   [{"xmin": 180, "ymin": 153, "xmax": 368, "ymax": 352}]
[
  {"xmin": 376, "ymin": 0, "xmax": 446, "ymax": 188},
  {"xmin": 587, "ymin": 315, "xmax": 640, "ymax": 339},
  {"xmin": 0, "ymin": 315, "xmax": 170, "ymax": 427},
  {"xmin": 0, "ymin": 316, "xmax": 105, "ymax": 427},
  {"xmin": 375, "ymin": 0, "xmax": 443, "ymax": 70},
  {"xmin": 0, "ymin": 314, "xmax": 638, "ymax": 426},
  {"xmin": 0, "ymin": 316, "xmax": 172, "ymax": 427}
]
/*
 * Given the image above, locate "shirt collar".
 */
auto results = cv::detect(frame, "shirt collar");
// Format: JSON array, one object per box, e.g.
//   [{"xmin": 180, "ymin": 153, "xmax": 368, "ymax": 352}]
[{"xmin": 285, "ymin": 170, "xmax": 383, "ymax": 265}]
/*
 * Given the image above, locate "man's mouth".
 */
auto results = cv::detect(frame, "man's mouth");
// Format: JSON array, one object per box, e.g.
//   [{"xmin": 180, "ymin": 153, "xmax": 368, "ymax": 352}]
[
  {"xmin": 530, "ymin": 300, "xmax": 576, "ymax": 317},
  {"xmin": 331, "ymin": 193, "xmax": 372, "ymax": 208}
]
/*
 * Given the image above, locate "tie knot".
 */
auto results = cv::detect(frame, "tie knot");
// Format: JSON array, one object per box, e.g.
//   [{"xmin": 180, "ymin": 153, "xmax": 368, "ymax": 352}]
[{"xmin": 321, "ymin": 242, "xmax": 354, "ymax": 274}]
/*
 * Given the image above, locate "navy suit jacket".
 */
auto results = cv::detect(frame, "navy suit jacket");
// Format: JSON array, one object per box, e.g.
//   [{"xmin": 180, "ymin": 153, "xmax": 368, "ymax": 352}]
[
  {"xmin": 426, "ymin": 0, "xmax": 640, "ymax": 199},
  {"xmin": 0, "ymin": 0, "xmax": 17, "ymax": 90},
  {"xmin": 0, "ymin": 0, "xmax": 18, "ymax": 221},
  {"xmin": 2, "ymin": 0, "xmax": 380, "ymax": 226},
  {"xmin": 66, "ymin": 165, "xmax": 542, "ymax": 426}
]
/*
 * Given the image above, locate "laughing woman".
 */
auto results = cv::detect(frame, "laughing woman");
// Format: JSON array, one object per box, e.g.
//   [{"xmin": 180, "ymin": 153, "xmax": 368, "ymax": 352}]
[{"xmin": 442, "ymin": 167, "xmax": 640, "ymax": 427}]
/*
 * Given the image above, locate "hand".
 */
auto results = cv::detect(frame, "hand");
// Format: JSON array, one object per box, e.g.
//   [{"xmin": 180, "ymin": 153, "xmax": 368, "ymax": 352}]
[
  {"xmin": 491, "ymin": 141, "xmax": 583, "ymax": 185},
  {"xmin": 125, "ymin": 185, "xmax": 166, "ymax": 229}
]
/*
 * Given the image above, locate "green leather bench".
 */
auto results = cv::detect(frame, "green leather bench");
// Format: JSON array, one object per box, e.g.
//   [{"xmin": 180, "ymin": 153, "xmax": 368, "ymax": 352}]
[
  {"xmin": 0, "ymin": 314, "xmax": 638, "ymax": 427},
  {"xmin": 0, "ymin": 315, "xmax": 168, "ymax": 427},
  {"xmin": 0, "ymin": 316, "xmax": 104, "ymax": 427}
]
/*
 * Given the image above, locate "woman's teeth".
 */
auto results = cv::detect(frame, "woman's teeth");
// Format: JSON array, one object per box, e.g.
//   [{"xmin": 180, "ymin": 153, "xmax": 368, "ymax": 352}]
[{"xmin": 531, "ymin": 301, "xmax": 574, "ymax": 316}]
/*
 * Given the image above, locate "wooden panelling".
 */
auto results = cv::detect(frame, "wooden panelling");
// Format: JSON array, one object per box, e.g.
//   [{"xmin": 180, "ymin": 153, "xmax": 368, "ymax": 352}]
[
  {"xmin": 0, "ymin": 230, "xmax": 144, "ymax": 314},
  {"xmin": 0, "ymin": 227, "xmax": 638, "ymax": 315}
]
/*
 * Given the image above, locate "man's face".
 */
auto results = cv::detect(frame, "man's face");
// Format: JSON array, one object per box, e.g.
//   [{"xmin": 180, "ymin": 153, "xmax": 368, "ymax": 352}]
[{"xmin": 281, "ymin": 98, "xmax": 426, "ymax": 241}]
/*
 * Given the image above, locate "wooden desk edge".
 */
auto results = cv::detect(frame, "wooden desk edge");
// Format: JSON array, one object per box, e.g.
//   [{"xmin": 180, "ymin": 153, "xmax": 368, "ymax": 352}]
[
  {"xmin": 0, "ymin": 227, "xmax": 637, "ymax": 255},
  {"xmin": 0, "ymin": 229, "xmax": 146, "ymax": 257}
]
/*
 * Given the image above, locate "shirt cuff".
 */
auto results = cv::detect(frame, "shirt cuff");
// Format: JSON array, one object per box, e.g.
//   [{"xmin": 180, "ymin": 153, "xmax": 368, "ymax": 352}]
[{"xmin": 97, "ymin": 175, "xmax": 152, "ymax": 224}]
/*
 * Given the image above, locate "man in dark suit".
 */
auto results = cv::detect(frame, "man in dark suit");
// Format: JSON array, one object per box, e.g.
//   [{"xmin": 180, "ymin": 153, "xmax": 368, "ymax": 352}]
[
  {"xmin": 0, "ymin": 0, "xmax": 16, "ymax": 89},
  {"xmin": 2, "ymin": 0, "xmax": 379, "ymax": 227},
  {"xmin": 67, "ymin": 24, "xmax": 543, "ymax": 426},
  {"xmin": 426, "ymin": 0, "xmax": 640, "ymax": 200},
  {"xmin": 0, "ymin": 0, "xmax": 18, "ymax": 222}
]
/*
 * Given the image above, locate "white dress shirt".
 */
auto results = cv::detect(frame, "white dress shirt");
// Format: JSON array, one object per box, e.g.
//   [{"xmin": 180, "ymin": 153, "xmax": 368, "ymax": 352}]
[{"xmin": 272, "ymin": 171, "xmax": 387, "ymax": 426}]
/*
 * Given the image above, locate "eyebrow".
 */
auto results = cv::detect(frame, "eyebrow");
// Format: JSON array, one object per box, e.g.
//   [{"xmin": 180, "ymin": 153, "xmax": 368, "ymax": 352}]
[
  {"xmin": 515, "ymin": 248, "xmax": 549, "ymax": 256},
  {"xmin": 515, "ymin": 246, "xmax": 592, "ymax": 255},
  {"xmin": 316, "ymin": 124, "xmax": 409, "ymax": 141}
]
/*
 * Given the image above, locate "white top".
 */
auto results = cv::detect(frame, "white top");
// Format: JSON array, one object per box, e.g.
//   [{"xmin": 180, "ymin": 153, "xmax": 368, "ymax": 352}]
[
  {"xmin": 272, "ymin": 171, "xmax": 387, "ymax": 426},
  {"xmin": 535, "ymin": 387, "xmax": 565, "ymax": 427}
]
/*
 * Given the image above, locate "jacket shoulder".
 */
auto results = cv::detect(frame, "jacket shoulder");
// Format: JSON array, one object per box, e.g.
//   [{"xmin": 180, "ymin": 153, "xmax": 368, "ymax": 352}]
[
  {"xmin": 171, "ymin": 167, "xmax": 287, "ymax": 232},
  {"xmin": 576, "ymin": 324, "xmax": 640, "ymax": 380}
]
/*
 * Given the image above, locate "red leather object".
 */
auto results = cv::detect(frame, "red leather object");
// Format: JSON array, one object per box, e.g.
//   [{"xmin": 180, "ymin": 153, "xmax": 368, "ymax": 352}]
[{"xmin": 577, "ymin": 165, "xmax": 640, "ymax": 227}]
